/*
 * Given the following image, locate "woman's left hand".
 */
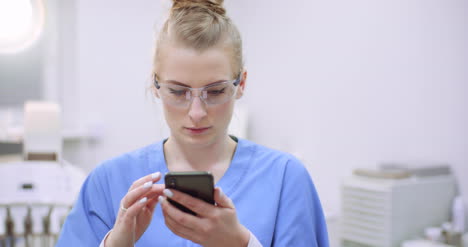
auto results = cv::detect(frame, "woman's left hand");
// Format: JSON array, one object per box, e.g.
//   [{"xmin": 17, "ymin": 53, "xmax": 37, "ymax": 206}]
[{"xmin": 159, "ymin": 187, "xmax": 250, "ymax": 247}]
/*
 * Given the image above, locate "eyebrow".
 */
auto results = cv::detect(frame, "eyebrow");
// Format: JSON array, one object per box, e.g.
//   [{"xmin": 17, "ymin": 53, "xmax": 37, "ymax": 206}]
[{"xmin": 164, "ymin": 79, "xmax": 229, "ymax": 87}]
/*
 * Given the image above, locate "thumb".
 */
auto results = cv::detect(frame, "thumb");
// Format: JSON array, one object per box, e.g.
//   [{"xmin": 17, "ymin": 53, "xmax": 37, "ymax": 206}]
[{"xmin": 214, "ymin": 187, "xmax": 234, "ymax": 209}]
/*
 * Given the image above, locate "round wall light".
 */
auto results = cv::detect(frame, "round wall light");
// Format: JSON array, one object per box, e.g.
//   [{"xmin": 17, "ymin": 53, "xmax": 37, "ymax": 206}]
[{"xmin": 0, "ymin": 0, "xmax": 45, "ymax": 54}]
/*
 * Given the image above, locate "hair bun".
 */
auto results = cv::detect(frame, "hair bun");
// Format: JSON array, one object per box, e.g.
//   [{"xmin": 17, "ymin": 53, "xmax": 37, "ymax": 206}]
[{"xmin": 172, "ymin": 0, "xmax": 226, "ymax": 16}]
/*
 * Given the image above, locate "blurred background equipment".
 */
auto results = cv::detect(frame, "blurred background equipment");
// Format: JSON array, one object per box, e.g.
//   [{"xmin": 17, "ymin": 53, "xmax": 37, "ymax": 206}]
[
  {"xmin": 341, "ymin": 164, "xmax": 459, "ymax": 247},
  {"xmin": 0, "ymin": 102, "xmax": 86, "ymax": 247}
]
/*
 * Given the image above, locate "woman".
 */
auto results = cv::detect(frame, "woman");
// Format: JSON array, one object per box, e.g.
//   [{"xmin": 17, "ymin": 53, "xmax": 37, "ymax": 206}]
[{"xmin": 57, "ymin": 0, "xmax": 329, "ymax": 246}]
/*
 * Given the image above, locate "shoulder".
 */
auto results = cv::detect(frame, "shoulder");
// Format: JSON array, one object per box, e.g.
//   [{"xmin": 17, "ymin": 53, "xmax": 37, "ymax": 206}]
[
  {"xmin": 239, "ymin": 138, "xmax": 306, "ymax": 172},
  {"xmin": 237, "ymin": 138, "xmax": 310, "ymax": 185},
  {"xmin": 88, "ymin": 140, "xmax": 165, "ymax": 186}
]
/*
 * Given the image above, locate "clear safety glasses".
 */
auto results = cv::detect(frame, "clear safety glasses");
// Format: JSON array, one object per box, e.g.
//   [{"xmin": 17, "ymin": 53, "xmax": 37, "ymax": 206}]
[{"xmin": 153, "ymin": 74, "xmax": 241, "ymax": 108}]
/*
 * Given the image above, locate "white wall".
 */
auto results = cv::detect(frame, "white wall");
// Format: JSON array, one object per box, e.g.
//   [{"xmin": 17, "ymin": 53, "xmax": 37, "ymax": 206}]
[
  {"xmin": 70, "ymin": 0, "xmax": 468, "ymax": 217},
  {"xmin": 71, "ymin": 0, "xmax": 169, "ymax": 171},
  {"xmin": 226, "ymin": 0, "xmax": 468, "ymax": 214}
]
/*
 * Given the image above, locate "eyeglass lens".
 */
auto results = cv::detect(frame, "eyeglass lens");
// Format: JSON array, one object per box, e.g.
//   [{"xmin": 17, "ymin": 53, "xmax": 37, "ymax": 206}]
[{"xmin": 159, "ymin": 82, "xmax": 236, "ymax": 107}]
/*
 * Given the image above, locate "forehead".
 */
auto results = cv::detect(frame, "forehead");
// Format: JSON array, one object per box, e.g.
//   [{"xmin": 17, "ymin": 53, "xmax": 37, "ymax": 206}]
[{"xmin": 157, "ymin": 43, "xmax": 234, "ymax": 87}]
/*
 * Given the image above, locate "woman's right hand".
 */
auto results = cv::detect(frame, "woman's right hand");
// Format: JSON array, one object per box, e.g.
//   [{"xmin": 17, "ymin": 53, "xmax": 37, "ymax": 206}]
[{"xmin": 105, "ymin": 172, "xmax": 165, "ymax": 247}]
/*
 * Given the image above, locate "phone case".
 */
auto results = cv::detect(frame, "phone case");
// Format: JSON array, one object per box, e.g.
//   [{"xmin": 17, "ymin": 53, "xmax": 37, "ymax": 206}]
[{"xmin": 164, "ymin": 171, "xmax": 214, "ymax": 215}]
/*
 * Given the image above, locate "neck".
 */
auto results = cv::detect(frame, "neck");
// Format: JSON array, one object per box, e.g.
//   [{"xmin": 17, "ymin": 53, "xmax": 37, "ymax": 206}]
[{"xmin": 163, "ymin": 135, "xmax": 237, "ymax": 174}]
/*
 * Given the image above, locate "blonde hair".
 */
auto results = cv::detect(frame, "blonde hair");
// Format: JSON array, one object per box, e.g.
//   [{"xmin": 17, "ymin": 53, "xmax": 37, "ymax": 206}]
[{"xmin": 153, "ymin": 0, "xmax": 243, "ymax": 77}]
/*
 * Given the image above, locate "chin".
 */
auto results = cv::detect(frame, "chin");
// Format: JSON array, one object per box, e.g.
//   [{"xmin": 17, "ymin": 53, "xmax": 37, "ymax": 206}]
[{"xmin": 180, "ymin": 131, "xmax": 222, "ymax": 148}]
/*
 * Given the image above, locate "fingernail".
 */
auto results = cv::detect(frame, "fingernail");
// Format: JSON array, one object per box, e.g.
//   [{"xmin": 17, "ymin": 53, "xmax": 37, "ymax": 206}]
[
  {"xmin": 151, "ymin": 172, "xmax": 161, "ymax": 179},
  {"xmin": 158, "ymin": 195, "xmax": 165, "ymax": 203},
  {"xmin": 139, "ymin": 197, "xmax": 147, "ymax": 204},
  {"xmin": 163, "ymin": 189, "xmax": 173, "ymax": 198},
  {"xmin": 142, "ymin": 181, "xmax": 152, "ymax": 189}
]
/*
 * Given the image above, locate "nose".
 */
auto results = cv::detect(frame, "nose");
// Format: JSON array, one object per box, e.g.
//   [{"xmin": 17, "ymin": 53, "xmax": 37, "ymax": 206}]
[{"xmin": 188, "ymin": 95, "xmax": 207, "ymax": 123}]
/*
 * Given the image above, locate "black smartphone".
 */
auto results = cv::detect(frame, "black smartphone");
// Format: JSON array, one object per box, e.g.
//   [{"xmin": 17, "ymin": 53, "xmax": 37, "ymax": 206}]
[{"xmin": 164, "ymin": 171, "xmax": 215, "ymax": 216}]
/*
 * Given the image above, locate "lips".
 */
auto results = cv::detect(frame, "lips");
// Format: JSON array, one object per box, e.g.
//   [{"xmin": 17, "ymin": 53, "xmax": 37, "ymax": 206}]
[{"xmin": 185, "ymin": 127, "xmax": 211, "ymax": 134}]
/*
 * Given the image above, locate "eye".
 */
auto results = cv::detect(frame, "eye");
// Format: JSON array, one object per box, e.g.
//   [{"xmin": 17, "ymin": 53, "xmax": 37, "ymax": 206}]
[
  {"xmin": 169, "ymin": 88, "xmax": 187, "ymax": 96},
  {"xmin": 207, "ymin": 87, "xmax": 226, "ymax": 95}
]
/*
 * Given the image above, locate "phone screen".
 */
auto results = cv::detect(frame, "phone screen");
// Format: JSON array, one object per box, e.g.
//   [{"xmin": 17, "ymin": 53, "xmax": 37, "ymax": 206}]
[{"xmin": 164, "ymin": 171, "xmax": 214, "ymax": 215}]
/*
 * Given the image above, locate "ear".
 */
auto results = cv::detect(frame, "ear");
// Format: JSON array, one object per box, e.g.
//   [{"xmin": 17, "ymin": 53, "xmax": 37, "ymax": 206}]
[{"xmin": 235, "ymin": 70, "xmax": 247, "ymax": 99}]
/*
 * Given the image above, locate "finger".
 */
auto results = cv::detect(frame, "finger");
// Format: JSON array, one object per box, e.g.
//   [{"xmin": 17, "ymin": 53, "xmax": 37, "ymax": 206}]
[
  {"xmin": 160, "ymin": 196, "xmax": 200, "ymax": 243},
  {"xmin": 164, "ymin": 213, "xmax": 199, "ymax": 243},
  {"xmin": 121, "ymin": 182, "xmax": 164, "ymax": 211},
  {"xmin": 123, "ymin": 196, "xmax": 150, "ymax": 219},
  {"xmin": 140, "ymin": 184, "xmax": 165, "ymax": 202},
  {"xmin": 128, "ymin": 171, "xmax": 162, "ymax": 191},
  {"xmin": 163, "ymin": 189, "xmax": 214, "ymax": 217},
  {"xmin": 138, "ymin": 197, "xmax": 159, "ymax": 222},
  {"xmin": 146, "ymin": 196, "xmax": 159, "ymax": 212},
  {"xmin": 214, "ymin": 187, "xmax": 234, "ymax": 209},
  {"xmin": 136, "ymin": 197, "xmax": 160, "ymax": 227},
  {"xmin": 158, "ymin": 196, "xmax": 198, "ymax": 231}
]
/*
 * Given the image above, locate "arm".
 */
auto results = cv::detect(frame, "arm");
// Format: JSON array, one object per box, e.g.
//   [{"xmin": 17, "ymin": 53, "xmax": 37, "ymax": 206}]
[
  {"xmin": 247, "ymin": 231, "xmax": 263, "ymax": 247},
  {"xmin": 58, "ymin": 166, "xmax": 164, "ymax": 247},
  {"xmin": 100, "ymin": 230, "xmax": 113, "ymax": 247},
  {"xmin": 272, "ymin": 157, "xmax": 329, "ymax": 247},
  {"xmin": 99, "ymin": 230, "xmax": 262, "ymax": 247},
  {"xmin": 56, "ymin": 167, "xmax": 114, "ymax": 247}
]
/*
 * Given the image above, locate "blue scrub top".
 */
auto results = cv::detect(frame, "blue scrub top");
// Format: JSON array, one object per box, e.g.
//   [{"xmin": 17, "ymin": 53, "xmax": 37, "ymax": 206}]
[{"xmin": 57, "ymin": 138, "xmax": 329, "ymax": 246}]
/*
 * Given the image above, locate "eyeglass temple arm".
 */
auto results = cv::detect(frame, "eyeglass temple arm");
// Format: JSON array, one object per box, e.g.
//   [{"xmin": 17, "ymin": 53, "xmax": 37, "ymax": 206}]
[
  {"xmin": 154, "ymin": 72, "xmax": 241, "ymax": 88},
  {"xmin": 233, "ymin": 72, "xmax": 242, "ymax": 86},
  {"xmin": 153, "ymin": 74, "xmax": 161, "ymax": 89}
]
